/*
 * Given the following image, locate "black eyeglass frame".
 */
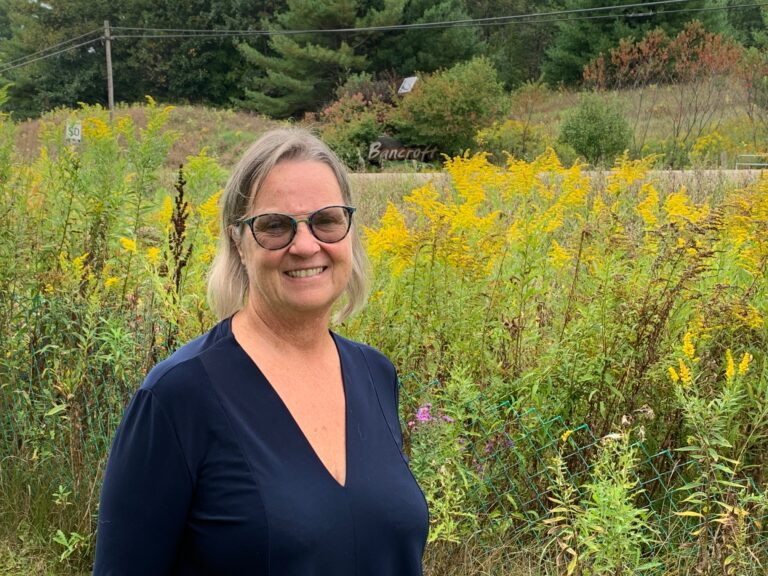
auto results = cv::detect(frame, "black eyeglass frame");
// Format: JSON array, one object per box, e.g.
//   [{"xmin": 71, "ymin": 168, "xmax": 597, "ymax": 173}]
[{"xmin": 238, "ymin": 205, "xmax": 356, "ymax": 250}]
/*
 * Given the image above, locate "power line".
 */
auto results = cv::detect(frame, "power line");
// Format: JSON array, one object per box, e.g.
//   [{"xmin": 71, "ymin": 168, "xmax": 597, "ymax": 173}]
[
  {"xmin": 110, "ymin": 0, "xmax": 693, "ymax": 36},
  {"xmin": 0, "ymin": 38, "xmax": 102, "ymax": 75},
  {"xmin": 106, "ymin": 0, "xmax": 767, "ymax": 37},
  {"xmin": 106, "ymin": 1, "xmax": 768, "ymax": 40},
  {"xmin": 0, "ymin": 28, "xmax": 102, "ymax": 69}
]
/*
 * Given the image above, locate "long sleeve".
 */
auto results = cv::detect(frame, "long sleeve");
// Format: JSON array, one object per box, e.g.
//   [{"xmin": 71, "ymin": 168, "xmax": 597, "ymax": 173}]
[{"xmin": 93, "ymin": 388, "xmax": 194, "ymax": 575}]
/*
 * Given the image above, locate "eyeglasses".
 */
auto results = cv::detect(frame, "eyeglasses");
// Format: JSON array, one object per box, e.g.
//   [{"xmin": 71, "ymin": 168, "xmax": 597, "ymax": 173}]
[{"xmin": 238, "ymin": 205, "xmax": 356, "ymax": 250}]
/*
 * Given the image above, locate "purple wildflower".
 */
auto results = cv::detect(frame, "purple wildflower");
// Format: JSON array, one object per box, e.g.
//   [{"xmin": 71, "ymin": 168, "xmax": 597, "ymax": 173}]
[{"xmin": 416, "ymin": 403, "xmax": 433, "ymax": 423}]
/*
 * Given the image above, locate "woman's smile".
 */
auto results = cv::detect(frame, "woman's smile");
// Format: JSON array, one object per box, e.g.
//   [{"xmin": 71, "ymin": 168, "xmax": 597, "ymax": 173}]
[{"xmin": 285, "ymin": 266, "xmax": 327, "ymax": 279}]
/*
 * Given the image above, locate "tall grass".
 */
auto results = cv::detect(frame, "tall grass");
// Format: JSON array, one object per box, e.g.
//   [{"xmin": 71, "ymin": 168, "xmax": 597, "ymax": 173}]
[{"xmin": 1, "ymin": 103, "xmax": 766, "ymax": 574}]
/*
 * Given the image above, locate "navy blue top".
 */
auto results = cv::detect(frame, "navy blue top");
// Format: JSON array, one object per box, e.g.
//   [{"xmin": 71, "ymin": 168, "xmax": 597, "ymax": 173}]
[{"xmin": 93, "ymin": 317, "xmax": 429, "ymax": 575}]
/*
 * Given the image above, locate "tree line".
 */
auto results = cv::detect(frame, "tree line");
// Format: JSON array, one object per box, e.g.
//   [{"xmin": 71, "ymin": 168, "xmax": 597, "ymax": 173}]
[{"xmin": 0, "ymin": 0, "xmax": 763, "ymax": 119}]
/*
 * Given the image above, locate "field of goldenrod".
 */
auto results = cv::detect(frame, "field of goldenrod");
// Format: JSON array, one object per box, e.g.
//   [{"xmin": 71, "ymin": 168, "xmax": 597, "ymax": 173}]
[{"xmin": 0, "ymin": 103, "xmax": 766, "ymax": 574}]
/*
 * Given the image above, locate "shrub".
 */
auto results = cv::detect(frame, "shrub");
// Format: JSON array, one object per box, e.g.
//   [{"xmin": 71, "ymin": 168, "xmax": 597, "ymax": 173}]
[
  {"xmin": 319, "ymin": 92, "xmax": 393, "ymax": 169},
  {"xmin": 640, "ymin": 137, "xmax": 690, "ymax": 168},
  {"xmin": 475, "ymin": 118, "xmax": 549, "ymax": 164},
  {"xmin": 545, "ymin": 432, "xmax": 659, "ymax": 576},
  {"xmin": 689, "ymin": 130, "xmax": 732, "ymax": 167},
  {"xmin": 584, "ymin": 22, "xmax": 744, "ymax": 155},
  {"xmin": 334, "ymin": 72, "xmax": 397, "ymax": 105},
  {"xmin": 558, "ymin": 93, "xmax": 631, "ymax": 166},
  {"xmin": 390, "ymin": 57, "xmax": 509, "ymax": 156}
]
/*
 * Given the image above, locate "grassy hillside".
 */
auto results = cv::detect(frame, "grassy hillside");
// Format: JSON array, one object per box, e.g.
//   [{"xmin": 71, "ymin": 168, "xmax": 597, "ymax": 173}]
[
  {"xmin": 13, "ymin": 103, "xmax": 280, "ymax": 169},
  {"xmin": 11, "ymin": 79, "xmax": 768, "ymax": 174}
]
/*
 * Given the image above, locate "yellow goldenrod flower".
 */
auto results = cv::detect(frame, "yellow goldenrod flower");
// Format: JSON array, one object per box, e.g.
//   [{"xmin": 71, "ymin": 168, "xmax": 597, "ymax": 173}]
[
  {"xmin": 364, "ymin": 202, "xmax": 417, "ymax": 275},
  {"xmin": 504, "ymin": 157, "xmax": 537, "ymax": 199},
  {"xmin": 725, "ymin": 349, "xmax": 735, "ymax": 382},
  {"xmin": 664, "ymin": 188, "xmax": 709, "ymax": 225},
  {"xmin": 119, "ymin": 237, "xmax": 137, "ymax": 253},
  {"xmin": 668, "ymin": 366, "xmax": 680, "ymax": 383},
  {"xmin": 738, "ymin": 352, "xmax": 752, "ymax": 376},
  {"xmin": 156, "ymin": 196, "xmax": 174, "ymax": 226},
  {"xmin": 636, "ymin": 183, "xmax": 659, "ymax": 227},
  {"xmin": 198, "ymin": 190, "xmax": 223, "ymax": 237},
  {"xmin": 682, "ymin": 332, "xmax": 695, "ymax": 360},
  {"xmin": 548, "ymin": 240, "xmax": 571, "ymax": 268},
  {"xmin": 82, "ymin": 117, "xmax": 111, "ymax": 139},
  {"xmin": 590, "ymin": 193, "xmax": 608, "ymax": 220},
  {"xmin": 734, "ymin": 305, "xmax": 764, "ymax": 330},
  {"xmin": 561, "ymin": 429, "xmax": 574, "ymax": 443},
  {"xmin": 444, "ymin": 153, "xmax": 498, "ymax": 210},
  {"xmin": 678, "ymin": 359, "xmax": 692, "ymax": 387},
  {"xmin": 116, "ymin": 116, "xmax": 133, "ymax": 133},
  {"xmin": 104, "ymin": 277, "xmax": 120, "ymax": 289},
  {"xmin": 540, "ymin": 205, "xmax": 564, "ymax": 233},
  {"xmin": 71, "ymin": 252, "xmax": 89, "ymax": 273},
  {"xmin": 531, "ymin": 147, "xmax": 563, "ymax": 175},
  {"xmin": 605, "ymin": 151, "xmax": 655, "ymax": 195},
  {"xmin": 146, "ymin": 247, "xmax": 161, "ymax": 264},
  {"xmin": 404, "ymin": 183, "xmax": 448, "ymax": 225}
]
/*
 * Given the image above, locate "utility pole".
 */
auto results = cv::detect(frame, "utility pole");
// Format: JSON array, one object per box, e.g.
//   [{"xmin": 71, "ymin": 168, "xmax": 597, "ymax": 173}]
[{"xmin": 104, "ymin": 20, "xmax": 114, "ymax": 122}]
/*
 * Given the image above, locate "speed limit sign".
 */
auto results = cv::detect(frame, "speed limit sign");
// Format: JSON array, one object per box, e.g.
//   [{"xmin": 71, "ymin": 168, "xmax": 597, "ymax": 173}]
[{"xmin": 65, "ymin": 121, "xmax": 82, "ymax": 144}]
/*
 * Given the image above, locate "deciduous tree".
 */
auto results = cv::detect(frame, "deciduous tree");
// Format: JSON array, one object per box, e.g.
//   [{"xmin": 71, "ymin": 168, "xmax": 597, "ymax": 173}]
[{"xmin": 543, "ymin": 0, "xmax": 730, "ymax": 86}]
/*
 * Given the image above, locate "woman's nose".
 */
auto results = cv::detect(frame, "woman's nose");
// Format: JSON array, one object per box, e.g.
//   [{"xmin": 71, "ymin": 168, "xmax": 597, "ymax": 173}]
[{"xmin": 288, "ymin": 221, "xmax": 321, "ymax": 255}]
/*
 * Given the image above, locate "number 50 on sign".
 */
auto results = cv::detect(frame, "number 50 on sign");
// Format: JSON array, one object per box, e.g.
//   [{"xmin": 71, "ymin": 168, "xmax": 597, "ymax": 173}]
[{"xmin": 65, "ymin": 121, "xmax": 82, "ymax": 144}]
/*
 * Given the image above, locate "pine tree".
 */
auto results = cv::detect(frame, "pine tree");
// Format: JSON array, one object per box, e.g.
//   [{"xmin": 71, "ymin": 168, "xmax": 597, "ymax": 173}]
[
  {"xmin": 726, "ymin": 0, "xmax": 767, "ymax": 46},
  {"xmin": 368, "ymin": 0, "xmax": 483, "ymax": 75},
  {"xmin": 238, "ymin": 0, "xmax": 484, "ymax": 117},
  {"xmin": 238, "ymin": 0, "xmax": 404, "ymax": 118},
  {"xmin": 467, "ymin": 0, "xmax": 556, "ymax": 88}
]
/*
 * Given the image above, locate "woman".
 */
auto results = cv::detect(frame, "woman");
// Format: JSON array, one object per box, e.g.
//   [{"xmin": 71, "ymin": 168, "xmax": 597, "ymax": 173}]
[{"xmin": 93, "ymin": 128, "xmax": 429, "ymax": 575}]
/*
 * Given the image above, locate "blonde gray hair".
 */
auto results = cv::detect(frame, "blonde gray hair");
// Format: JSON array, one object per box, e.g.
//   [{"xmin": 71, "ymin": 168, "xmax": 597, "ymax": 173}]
[{"xmin": 207, "ymin": 128, "xmax": 370, "ymax": 323}]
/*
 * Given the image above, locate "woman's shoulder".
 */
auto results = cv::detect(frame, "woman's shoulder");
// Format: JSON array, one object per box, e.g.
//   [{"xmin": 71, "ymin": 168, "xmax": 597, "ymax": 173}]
[
  {"xmin": 141, "ymin": 318, "xmax": 235, "ymax": 401},
  {"xmin": 332, "ymin": 333, "xmax": 396, "ymax": 378}
]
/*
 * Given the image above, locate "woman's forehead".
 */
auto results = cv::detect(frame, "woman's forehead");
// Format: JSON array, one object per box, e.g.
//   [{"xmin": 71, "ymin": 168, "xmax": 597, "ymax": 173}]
[{"xmin": 248, "ymin": 160, "xmax": 344, "ymax": 213}]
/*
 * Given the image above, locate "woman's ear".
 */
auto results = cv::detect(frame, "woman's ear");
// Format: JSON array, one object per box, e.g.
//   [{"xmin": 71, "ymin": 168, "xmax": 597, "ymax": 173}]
[{"xmin": 229, "ymin": 225, "xmax": 246, "ymax": 263}]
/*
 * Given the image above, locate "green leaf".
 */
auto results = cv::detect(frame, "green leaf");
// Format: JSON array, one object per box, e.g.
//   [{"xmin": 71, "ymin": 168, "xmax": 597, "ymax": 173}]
[
  {"xmin": 675, "ymin": 510, "xmax": 704, "ymax": 518},
  {"xmin": 566, "ymin": 554, "xmax": 579, "ymax": 575},
  {"xmin": 45, "ymin": 404, "xmax": 68, "ymax": 417}
]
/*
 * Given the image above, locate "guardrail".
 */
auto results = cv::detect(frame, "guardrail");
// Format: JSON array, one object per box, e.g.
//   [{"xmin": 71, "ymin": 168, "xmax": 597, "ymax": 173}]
[{"xmin": 735, "ymin": 153, "xmax": 768, "ymax": 169}]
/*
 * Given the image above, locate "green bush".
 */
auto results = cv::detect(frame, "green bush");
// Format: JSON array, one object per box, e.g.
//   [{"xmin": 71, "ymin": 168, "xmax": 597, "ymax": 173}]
[
  {"xmin": 475, "ymin": 118, "xmax": 550, "ymax": 164},
  {"xmin": 319, "ymin": 92, "xmax": 393, "ymax": 169},
  {"xmin": 640, "ymin": 137, "xmax": 690, "ymax": 168},
  {"xmin": 390, "ymin": 57, "xmax": 509, "ymax": 156},
  {"xmin": 558, "ymin": 93, "xmax": 632, "ymax": 166},
  {"xmin": 546, "ymin": 432, "xmax": 659, "ymax": 576},
  {"xmin": 334, "ymin": 72, "xmax": 397, "ymax": 105}
]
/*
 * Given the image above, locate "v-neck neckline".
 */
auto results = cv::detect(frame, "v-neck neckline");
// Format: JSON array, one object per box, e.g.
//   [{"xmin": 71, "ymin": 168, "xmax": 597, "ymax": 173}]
[{"xmin": 227, "ymin": 317, "xmax": 350, "ymax": 490}]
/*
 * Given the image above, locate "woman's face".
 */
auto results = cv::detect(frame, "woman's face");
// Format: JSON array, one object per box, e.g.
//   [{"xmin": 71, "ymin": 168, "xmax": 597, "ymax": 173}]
[{"xmin": 238, "ymin": 159, "xmax": 353, "ymax": 323}]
